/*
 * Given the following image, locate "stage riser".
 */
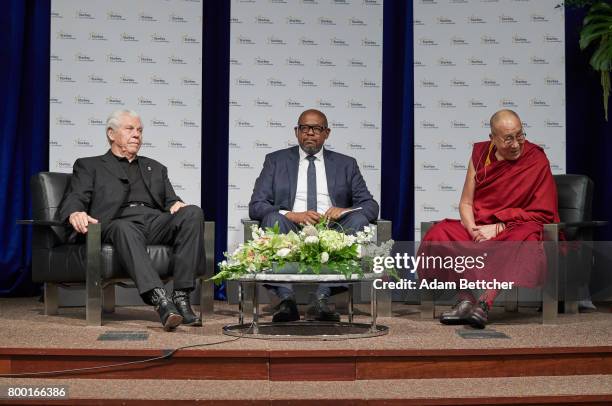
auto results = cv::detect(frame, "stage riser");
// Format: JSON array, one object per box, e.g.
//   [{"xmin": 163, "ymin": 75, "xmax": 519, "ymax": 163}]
[
  {"xmin": 1, "ymin": 356, "xmax": 268, "ymax": 380},
  {"xmin": 2, "ymin": 348, "xmax": 612, "ymax": 381},
  {"xmin": 1, "ymin": 396, "xmax": 612, "ymax": 405},
  {"xmin": 356, "ymin": 354, "xmax": 612, "ymax": 380}
]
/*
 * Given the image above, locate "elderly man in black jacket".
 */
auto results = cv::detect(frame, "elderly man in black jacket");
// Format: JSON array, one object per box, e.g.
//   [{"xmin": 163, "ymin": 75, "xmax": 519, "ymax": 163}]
[{"xmin": 59, "ymin": 109, "xmax": 204, "ymax": 331}]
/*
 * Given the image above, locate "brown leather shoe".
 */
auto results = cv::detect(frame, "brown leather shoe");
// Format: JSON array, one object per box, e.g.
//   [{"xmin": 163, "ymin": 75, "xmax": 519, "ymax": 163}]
[
  {"xmin": 468, "ymin": 301, "xmax": 489, "ymax": 329},
  {"xmin": 439, "ymin": 299, "xmax": 474, "ymax": 325}
]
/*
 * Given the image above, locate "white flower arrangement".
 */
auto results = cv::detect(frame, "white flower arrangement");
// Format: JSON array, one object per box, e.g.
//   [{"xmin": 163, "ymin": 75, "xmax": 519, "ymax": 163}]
[{"xmin": 212, "ymin": 219, "xmax": 394, "ymax": 283}]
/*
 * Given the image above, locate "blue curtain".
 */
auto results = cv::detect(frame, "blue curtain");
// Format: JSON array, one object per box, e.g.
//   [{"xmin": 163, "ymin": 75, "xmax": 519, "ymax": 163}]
[
  {"xmin": 381, "ymin": 1, "xmax": 414, "ymax": 241},
  {"xmin": 0, "ymin": 0, "xmax": 50, "ymax": 296},
  {"xmin": 565, "ymin": 7, "xmax": 612, "ymax": 240},
  {"xmin": 202, "ymin": 1, "xmax": 230, "ymax": 299}
]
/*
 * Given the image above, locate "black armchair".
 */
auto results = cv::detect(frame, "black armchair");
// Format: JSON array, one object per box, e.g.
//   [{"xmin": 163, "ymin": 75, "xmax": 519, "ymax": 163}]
[{"xmin": 19, "ymin": 172, "xmax": 215, "ymax": 325}]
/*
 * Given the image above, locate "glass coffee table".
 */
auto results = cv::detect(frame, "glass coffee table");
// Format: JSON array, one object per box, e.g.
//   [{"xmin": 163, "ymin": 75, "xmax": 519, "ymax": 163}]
[{"xmin": 222, "ymin": 272, "xmax": 389, "ymax": 340}]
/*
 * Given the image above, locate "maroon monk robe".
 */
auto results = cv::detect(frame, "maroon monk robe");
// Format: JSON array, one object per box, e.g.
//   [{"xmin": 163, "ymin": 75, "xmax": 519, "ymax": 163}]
[{"xmin": 418, "ymin": 140, "xmax": 560, "ymax": 288}]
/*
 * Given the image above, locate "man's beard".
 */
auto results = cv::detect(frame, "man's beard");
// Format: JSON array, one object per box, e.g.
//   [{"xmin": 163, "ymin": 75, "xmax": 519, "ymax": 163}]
[{"xmin": 300, "ymin": 144, "xmax": 322, "ymax": 155}]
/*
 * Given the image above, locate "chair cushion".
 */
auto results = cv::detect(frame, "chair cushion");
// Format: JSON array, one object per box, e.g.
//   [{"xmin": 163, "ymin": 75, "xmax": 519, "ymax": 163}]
[{"xmin": 33, "ymin": 244, "xmax": 178, "ymax": 283}]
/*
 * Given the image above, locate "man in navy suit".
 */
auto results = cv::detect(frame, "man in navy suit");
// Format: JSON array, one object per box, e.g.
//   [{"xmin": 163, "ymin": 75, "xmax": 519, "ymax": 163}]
[
  {"xmin": 249, "ymin": 109, "xmax": 379, "ymax": 322},
  {"xmin": 59, "ymin": 109, "xmax": 204, "ymax": 331}
]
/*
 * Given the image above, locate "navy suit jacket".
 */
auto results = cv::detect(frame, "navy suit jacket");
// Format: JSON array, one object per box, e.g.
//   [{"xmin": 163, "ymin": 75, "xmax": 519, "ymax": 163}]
[
  {"xmin": 249, "ymin": 146, "xmax": 379, "ymax": 222},
  {"xmin": 59, "ymin": 150, "xmax": 181, "ymax": 226}
]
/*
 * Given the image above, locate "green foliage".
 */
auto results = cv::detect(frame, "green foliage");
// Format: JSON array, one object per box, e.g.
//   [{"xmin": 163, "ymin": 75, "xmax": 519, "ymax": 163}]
[
  {"xmin": 579, "ymin": 2, "xmax": 612, "ymax": 120},
  {"xmin": 211, "ymin": 219, "xmax": 395, "ymax": 283},
  {"xmin": 563, "ymin": 1, "xmax": 612, "ymax": 120}
]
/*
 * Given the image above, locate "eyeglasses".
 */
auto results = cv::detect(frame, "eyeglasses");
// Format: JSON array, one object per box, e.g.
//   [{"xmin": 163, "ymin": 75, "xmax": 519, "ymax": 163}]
[
  {"xmin": 497, "ymin": 131, "xmax": 526, "ymax": 146},
  {"xmin": 296, "ymin": 124, "xmax": 327, "ymax": 135}
]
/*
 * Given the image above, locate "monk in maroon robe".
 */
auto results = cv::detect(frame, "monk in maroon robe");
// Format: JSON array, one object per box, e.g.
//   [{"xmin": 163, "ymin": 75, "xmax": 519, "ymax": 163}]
[{"xmin": 418, "ymin": 109, "xmax": 560, "ymax": 328}]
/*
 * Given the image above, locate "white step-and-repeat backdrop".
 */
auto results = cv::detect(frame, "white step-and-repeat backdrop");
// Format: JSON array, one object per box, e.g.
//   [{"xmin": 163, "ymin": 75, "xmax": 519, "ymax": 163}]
[
  {"xmin": 50, "ymin": 0, "xmax": 203, "ymax": 205},
  {"xmin": 413, "ymin": 0, "xmax": 566, "ymax": 239},
  {"xmin": 228, "ymin": 0, "xmax": 384, "ymax": 251}
]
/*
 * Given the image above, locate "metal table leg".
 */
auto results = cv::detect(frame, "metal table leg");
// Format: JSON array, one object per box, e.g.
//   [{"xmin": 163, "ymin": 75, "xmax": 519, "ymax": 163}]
[
  {"xmin": 252, "ymin": 282, "xmax": 259, "ymax": 334},
  {"xmin": 348, "ymin": 283, "xmax": 354, "ymax": 324},
  {"xmin": 238, "ymin": 282, "xmax": 244, "ymax": 325},
  {"xmin": 370, "ymin": 282, "xmax": 378, "ymax": 332}
]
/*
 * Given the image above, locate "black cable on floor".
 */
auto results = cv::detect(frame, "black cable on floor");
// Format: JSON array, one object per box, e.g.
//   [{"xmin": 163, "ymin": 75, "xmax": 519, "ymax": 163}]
[{"xmin": 0, "ymin": 337, "xmax": 241, "ymax": 378}]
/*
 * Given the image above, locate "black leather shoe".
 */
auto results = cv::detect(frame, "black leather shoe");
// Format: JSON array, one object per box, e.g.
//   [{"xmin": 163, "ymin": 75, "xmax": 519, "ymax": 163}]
[
  {"xmin": 468, "ymin": 301, "xmax": 489, "ymax": 329},
  {"xmin": 149, "ymin": 288, "xmax": 183, "ymax": 331},
  {"xmin": 172, "ymin": 290, "xmax": 202, "ymax": 326},
  {"xmin": 305, "ymin": 298, "xmax": 341, "ymax": 322},
  {"xmin": 440, "ymin": 299, "xmax": 474, "ymax": 325},
  {"xmin": 272, "ymin": 299, "xmax": 299, "ymax": 322}
]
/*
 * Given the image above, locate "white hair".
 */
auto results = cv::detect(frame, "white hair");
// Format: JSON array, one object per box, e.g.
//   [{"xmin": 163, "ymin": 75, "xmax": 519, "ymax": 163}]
[{"xmin": 105, "ymin": 109, "xmax": 141, "ymax": 145}]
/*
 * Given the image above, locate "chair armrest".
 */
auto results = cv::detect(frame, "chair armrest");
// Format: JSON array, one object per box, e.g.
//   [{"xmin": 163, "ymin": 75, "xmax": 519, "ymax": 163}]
[
  {"xmin": 16, "ymin": 219, "xmax": 67, "ymax": 227},
  {"xmin": 241, "ymin": 218, "xmax": 260, "ymax": 226},
  {"xmin": 204, "ymin": 221, "xmax": 215, "ymax": 279},
  {"xmin": 373, "ymin": 219, "xmax": 392, "ymax": 242},
  {"xmin": 556, "ymin": 220, "xmax": 608, "ymax": 229},
  {"xmin": 420, "ymin": 221, "xmax": 437, "ymax": 240},
  {"xmin": 543, "ymin": 221, "xmax": 608, "ymax": 241},
  {"xmin": 242, "ymin": 219, "xmax": 260, "ymax": 242},
  {"xmin": 85, "ymin": 222, "xmax": 102, "ymax": 325}
]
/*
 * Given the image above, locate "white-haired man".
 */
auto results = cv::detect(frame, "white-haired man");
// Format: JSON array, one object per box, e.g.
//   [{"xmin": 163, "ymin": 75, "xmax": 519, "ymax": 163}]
[{"xmin": 59, "ymin": 110, "xmax": 204, "ymax": 331}]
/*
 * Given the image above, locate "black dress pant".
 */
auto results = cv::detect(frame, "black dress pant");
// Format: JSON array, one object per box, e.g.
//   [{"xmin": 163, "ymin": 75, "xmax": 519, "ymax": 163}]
[{"xmin": 102, "ymin": 205, "xmax": 205, "ymax": 295}]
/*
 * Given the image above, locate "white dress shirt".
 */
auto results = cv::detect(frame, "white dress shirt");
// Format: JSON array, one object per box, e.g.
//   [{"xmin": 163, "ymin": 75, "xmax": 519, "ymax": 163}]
[{"xmin": 280, "ymin": 147, "xmax": 332, "ymax": 215}]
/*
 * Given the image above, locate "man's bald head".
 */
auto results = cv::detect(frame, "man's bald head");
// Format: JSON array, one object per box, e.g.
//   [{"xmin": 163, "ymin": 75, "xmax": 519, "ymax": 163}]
[
  {"xmin": 298, "ymin": 109, "xmax": 328, "ymax": 129},
  {"xmin": 489, "ymin": 109, "xmax": 521, "ymax": 132},
  {"xmin": 488, "ymin": 109, "xmax": 525, "ymax": 161}
]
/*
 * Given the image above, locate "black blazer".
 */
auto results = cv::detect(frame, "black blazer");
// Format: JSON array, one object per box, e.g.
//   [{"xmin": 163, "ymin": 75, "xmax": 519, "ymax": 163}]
[
  {"xmin": 249, "ymin": 146, "xmax": 379, "ymax": 222},
  {"xmin": 59, "ymin": 150, "xmax": 181, "ymax": 225}
]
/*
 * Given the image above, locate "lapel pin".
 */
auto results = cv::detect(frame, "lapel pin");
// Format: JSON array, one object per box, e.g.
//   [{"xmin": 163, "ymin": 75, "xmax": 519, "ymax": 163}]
[{"xmin": 147, "ymin": 166, "xmax": 151, "ymax": 171}]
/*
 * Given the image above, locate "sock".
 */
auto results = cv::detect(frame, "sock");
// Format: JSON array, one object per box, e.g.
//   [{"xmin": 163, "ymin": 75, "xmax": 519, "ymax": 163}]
[
  {"xmin": 457, "ymin": 289, "xmax": 477, "ymax": 304},
  {"xmin": 478, "ymin": 289, "xmax": 499, "ymax": 308}
]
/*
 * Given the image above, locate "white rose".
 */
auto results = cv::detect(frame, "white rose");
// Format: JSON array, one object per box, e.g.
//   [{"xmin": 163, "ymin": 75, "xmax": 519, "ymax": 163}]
[
  {"xmin": 276, "ymin": 247, "xmax": 291, "ymax": 258},
  {"xmin": 304, "ymin": 235, "xmax": 319, "ymax": 244},
  {"xmin": 320, "ymin": 252, "xmax": 329, "ymax": 264}
]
